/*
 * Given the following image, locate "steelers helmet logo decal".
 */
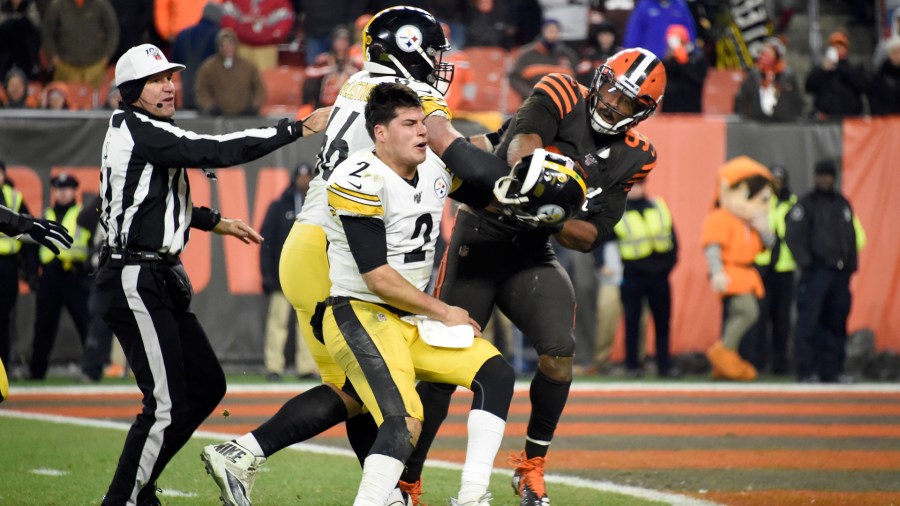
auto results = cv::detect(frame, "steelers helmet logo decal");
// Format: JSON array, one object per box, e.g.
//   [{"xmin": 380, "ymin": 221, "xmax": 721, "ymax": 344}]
[
  {"xmin": 537, "ymin": 204, "xmax": 566, "ymax": 224},
  {"xmin": 434, "ymin": 178, "xmax": 447, "ymax": 198},
  {"xmin": 396, "ymin": 25, "xmax": 423, "ymax": 53}
]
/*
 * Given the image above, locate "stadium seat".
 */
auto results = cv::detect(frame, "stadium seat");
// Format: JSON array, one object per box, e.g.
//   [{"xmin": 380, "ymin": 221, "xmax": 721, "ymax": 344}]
[
  {"xmin": 461, "ymin": 47, "xmax": 511, "ymax": 113},
  {"xmin": 261, "ymin": 66, "xmax": 304, "ymax": 111},
  {"xmin": 66, "ymin": 82, "xmax": 97, "ymax": 110},
  {"xmin": 702, "ymin": 69, "xmax": 745, "ymax": 115}
]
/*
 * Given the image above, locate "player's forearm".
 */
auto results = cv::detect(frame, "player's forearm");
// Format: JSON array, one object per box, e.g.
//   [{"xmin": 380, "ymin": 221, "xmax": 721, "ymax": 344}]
[
  {"xmin": 362, "ymin": 265, "xmax": 451, "ymax": 321},
  {"xmin": 424, "ymin": 115, "xmax": 464, "ymax": 157},
  {"xmin": 555, "ymin": 219, "xmax": 599, "ymax": 252},
  {"xmin": 507, "ymin": 133, "xmax": 543, "ymax": 167}
]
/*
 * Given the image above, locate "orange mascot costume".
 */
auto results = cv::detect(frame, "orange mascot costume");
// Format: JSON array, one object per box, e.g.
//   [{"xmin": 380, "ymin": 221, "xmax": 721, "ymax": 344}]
[{"xmin": 701, "ymin": 157, "xmax": 774, "ymax": 381}]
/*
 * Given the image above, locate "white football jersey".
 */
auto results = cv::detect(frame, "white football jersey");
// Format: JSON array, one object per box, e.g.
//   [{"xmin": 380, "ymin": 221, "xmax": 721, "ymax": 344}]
[
  {"xmin": 297, "ymin": 70, "xmax": 446, "ymax": 226},
  {"xmin": 324, "ymin": 149, "xmax": 453, "ymax": 304}
]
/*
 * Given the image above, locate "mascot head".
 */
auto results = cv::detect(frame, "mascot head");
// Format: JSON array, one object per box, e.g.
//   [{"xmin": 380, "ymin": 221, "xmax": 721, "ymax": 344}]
[{"xmin": 715, "ymin": 156, "xmax": 773, "ymax": 220}]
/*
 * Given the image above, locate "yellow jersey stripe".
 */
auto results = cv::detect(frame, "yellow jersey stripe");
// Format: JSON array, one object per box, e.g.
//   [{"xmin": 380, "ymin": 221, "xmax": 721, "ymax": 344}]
[
  {"xmin": 331, "ymin": 183, "xmax": 381, "ymax": 202},
  {"xmin": 327, "ymin": 188, "xmax": 384, "ymax": 217}
]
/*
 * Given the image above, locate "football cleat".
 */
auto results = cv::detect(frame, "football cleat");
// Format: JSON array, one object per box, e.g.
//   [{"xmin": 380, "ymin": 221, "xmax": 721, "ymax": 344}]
[
  {"xmin": 510, "ymin": 452, "xmax": 551, "ymax": 506},
  {"xmin": 201, "ymin": 441, "xmax": 266, "ymax": 506},
  {"xmin": 449, "ymin": 491, "xmax": 493, "ymax": 505},
  {"xmin": 399, "ymin": 477, "xmax": 427, "ymax": 506}
]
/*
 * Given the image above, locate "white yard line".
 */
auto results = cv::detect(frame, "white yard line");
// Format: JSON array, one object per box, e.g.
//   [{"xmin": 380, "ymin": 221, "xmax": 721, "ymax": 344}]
[{"xmin": 7, "ymin": 381, "xmax": 897, "ymax": 504}]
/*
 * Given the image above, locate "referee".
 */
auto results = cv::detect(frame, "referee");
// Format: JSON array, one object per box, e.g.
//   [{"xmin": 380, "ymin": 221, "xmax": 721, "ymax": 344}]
[{"xmin": 96, "ymin": 44, "xmax": 327, "ymax": 506}]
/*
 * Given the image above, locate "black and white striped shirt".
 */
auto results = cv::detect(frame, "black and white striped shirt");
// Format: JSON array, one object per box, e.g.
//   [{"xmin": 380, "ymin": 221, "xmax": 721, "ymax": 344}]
[{"xmin": 100, "ymin": 104, "xmax": 298, "ymax": 255}]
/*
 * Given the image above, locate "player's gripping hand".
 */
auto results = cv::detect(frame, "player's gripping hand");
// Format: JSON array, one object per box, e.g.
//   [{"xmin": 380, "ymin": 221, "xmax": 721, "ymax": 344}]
[
  {"xmin": 420, "ymin": 94, "xmax": 452, "ymax": 120},
  {"xmin": 17, "ymin": 216, "xmax": 74, "ymax": 255}
]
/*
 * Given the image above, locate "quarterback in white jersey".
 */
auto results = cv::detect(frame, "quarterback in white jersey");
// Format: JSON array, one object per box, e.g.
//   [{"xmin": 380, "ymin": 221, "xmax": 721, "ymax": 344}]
[{"xmin": 324, "ymin": 149, "xmax": 450, "ymax": 303}]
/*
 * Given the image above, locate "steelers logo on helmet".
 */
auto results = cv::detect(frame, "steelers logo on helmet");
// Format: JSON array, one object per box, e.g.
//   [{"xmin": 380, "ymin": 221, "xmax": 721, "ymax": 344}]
[
  {"xmin": 536, "ymin": 204, "xmax": 567, "ymax": 225},
  {"xmin": 363, "ymin": 6, "xmax": 455, "ymax": 94},
  {"xmin": 395, "ymin": 25, "xmax": 424, "ymax": 53},
  {"xmin": 493, "ymin": 148, "xmax": 587, "ymax": 228}
]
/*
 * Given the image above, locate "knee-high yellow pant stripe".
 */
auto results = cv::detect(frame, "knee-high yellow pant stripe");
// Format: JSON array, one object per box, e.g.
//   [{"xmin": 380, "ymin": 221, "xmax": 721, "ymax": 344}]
[{"xmin": 279, "ymin": 223, "xmax": 345, "ymax": 387}]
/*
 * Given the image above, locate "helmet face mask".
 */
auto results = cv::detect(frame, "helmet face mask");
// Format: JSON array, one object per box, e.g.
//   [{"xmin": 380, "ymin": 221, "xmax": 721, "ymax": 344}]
[
  {"xmin": 588, "ymin": 48, "xmax": 666, "ymax": 135},
  {"xmin": 364, "ymin": 7, "xmax": 455, "ymax": 95},
  {"xmin": 493, "ymin": 149, "xmax": 587, "ymax": 227}
]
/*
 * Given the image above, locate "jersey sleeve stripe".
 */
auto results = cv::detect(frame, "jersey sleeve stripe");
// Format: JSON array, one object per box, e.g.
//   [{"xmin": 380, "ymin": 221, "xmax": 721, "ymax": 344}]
[
  {"xmin": 546, "ymin": 74, "xmax": 578, "ymax": 111},
  {"xmin": 331, "ymin": 183, "xmax": 381, "ymax": 202},
  {"xmin": 327, "ymin": 187, "xmax": 384, "ymax": 217},
  {"xmin": 450, "ymin": 175, "xmax": 463, "ymax": 193},
  {"xmin": 534, "ymin": 83, "xmax": 565, "ymax": 119},
  {"xmin": 542, "ymin": 76, "xmax": 574, "ymax": 115}
]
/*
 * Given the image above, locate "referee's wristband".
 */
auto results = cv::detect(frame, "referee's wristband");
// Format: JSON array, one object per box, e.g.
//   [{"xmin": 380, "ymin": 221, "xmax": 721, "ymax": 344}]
[{"xmin": 190, "ymin": 206, "xmax": 221, "ymax": 231}]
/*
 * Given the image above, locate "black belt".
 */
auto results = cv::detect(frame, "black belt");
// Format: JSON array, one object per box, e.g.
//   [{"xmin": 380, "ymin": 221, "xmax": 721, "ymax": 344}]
[
  {"xmin": 101, "ymin": 247, "xmax": 180, "ymax": 267},
  {"xmin": 324, "ymin": 296, "xmax": 414, "ymax": 318}
]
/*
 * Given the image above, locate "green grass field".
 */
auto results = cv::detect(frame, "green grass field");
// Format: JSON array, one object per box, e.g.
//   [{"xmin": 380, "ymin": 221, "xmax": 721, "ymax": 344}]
[{"xmin": 0, "ymin": 416, "xmax": 665, "ymax": 506}]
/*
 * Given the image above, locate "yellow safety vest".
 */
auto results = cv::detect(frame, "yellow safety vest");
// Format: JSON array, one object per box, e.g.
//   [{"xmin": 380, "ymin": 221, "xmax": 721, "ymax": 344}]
[
  {"xmin": 853, "ymin": 215, "xmax": 866, "ymax": 252},
  {"xmin": 755, "ymin": 195, "xmax": 797, "ymax": 272},
  {"xmin": 613, "ymin": 197, "xmax": 674, "ymax": 260},
  {"xmin": 0, "ymin": 185, "xmax": 24, "ymax": 255},
  {"xmin": 39, "ymin": 205, "xmax": 90, "ymax": 269}
]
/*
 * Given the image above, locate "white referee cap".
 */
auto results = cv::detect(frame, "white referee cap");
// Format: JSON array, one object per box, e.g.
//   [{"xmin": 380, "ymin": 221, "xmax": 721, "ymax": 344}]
[{"xmin": 115, "ymin": 44, "xmax": 185, "ymax": 86}]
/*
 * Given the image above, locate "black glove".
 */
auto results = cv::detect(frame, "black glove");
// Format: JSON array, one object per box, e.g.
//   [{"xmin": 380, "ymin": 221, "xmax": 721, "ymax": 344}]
[
  {"xmin": 279, "ymin": 118, "xmax": 305, "ymax": 139},
  {"xmin": 576, "ymin": 194, "xmax": 607, "ymax": 220},
  {"xmin": 18, "ymin": 216, "xmax": 74, "ymax": 255}
]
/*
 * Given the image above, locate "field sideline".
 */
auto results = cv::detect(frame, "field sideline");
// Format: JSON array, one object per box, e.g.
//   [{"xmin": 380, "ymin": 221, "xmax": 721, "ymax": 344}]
[{"xmin": 3, "ymin": 380, "xmax": 900, "ymax": 505}]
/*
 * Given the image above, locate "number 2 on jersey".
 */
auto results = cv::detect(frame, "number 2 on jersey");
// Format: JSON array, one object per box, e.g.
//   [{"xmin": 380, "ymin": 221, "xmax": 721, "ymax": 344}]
[{"xmin": 404, "ymin": 213, "xmax": 433, "ymax": 263}]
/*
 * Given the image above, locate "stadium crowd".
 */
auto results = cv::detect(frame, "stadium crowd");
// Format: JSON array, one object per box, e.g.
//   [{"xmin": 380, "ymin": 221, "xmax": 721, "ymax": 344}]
[{"xmin": 1, "ymin": 0, "xmax": 898, "ymax": 118}]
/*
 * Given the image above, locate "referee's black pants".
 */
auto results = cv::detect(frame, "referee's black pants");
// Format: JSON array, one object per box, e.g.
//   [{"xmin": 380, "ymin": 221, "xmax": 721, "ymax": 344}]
[
  {"xmin": 0, "ymin": 255, "xmax": 19, "ymax": 366},
  {"xmin": 29, "ymin": 262, "xmax": 90, "ymax": 379},
  {"xmin": 95, "ymin": 261, "xmax": 225, "ymax": 505}
]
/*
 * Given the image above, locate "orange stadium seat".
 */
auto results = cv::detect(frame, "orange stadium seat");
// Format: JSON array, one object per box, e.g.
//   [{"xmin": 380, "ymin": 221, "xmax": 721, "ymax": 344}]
[
  {"xmin": 67, "ymin": 82, "xmax": 97, "ymax": 110},
  {"xmin": 702, "ymin": 69, "xmax": 745, "ymax": 115},
  {"xmin": 261, "ymin": 66, "xmax": 304, "ymax": 115},
  {"xmin": 461, "ymin": 47, "xmax": 511, "ymax": 113}
]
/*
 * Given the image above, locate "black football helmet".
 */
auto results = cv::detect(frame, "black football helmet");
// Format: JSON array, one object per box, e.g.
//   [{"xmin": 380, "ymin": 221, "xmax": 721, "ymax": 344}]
[
  {"xmin": 493, "ymin": 149, "xmax": 587, "ymax": 227},
  {"xmin": 363, "ymin": 6, "xmax": 454, "ymax": 95}
]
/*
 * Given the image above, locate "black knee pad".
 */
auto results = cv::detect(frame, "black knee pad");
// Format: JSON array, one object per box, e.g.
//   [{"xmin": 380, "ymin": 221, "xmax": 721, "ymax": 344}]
[
  {"xmin": 370, "ymin": 415, "xmax": 415, "ymax": 462},
  {"xmin": 471, "ymin": 355, "xmax": 515, "ymax": 419}
]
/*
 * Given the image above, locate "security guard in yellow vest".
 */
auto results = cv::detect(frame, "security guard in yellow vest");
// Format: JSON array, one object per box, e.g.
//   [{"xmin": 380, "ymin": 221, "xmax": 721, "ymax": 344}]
[
  {"xmin": 613, "ymin": 180, "xmax": 680, "ymax": 378},
  {"xmin": 740, "ymin": 165, "xmax": 797, "ymax": 375},
  {"xmin": 0, "ymin": 162, "xmax": 32, "ymax": 368},
  {"xmin": 29, "ymin": 173, "xmax": 92, "ymax": 380}
]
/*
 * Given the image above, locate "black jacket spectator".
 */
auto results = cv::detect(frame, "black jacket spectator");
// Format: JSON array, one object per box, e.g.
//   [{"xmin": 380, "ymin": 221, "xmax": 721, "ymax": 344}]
[
  {"xmin": 734, "ymin": 69, "xmax": 805, "ymax": 121},
  {"xmin": 805, "ymin": 31, "xmax": 868, "ymax": 118},
  {"xmin": 464, "ymin": 0, "xmax": 511, "ymax": 48},
  {"xmin": 785, "ymin": 164, "xmax": 861, "ymax": 274},
  {"xmin": 659, "ymin": 24, "xmax": 706, "ymax": 113},
  {"xmin": 108, "ymin": 0, "xmax": 153, "ymax": 61},
  {"xmin": 867, "ymin": 38, "xmax": 900, "ymax": 116},
  {"xmin": 0, "ymin": 0, "xmax": 42, "ymax": 78}
]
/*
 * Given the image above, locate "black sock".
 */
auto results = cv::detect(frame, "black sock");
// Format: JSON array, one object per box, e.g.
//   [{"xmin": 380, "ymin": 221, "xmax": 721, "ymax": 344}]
[
  {"xmin": 525, "ymin": 369, "xmax": 571, "ymax": 459},
  {"xmin": 401, "ymin": 381, "xmax": 456, "ymax": 482},
  {"xmin": 251, "ymin": 384, "xmax": 347, "ymax": 456},
  {"xmin": 346, "ymin": 411, "xmax": 379, "ymax": 467}
]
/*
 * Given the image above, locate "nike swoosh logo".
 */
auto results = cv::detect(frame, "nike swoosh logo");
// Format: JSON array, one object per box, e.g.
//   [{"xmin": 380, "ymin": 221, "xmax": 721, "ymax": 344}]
[{"xmin": 347, "ymin": 181, "xmax": 362, "ymax": 190}]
